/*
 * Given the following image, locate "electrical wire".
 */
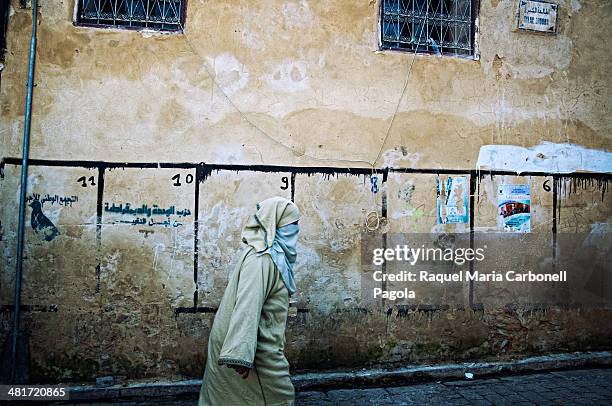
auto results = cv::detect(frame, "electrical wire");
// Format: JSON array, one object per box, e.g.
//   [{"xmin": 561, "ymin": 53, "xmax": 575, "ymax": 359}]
[
  {"xmin": 177, "ymin": 20, "xmax": 373, "ymax": 169},
  {"xmin": 366, "ymin": 21, "xmax": 428, "ymax": 230},
  {"xmin": 177, "ymin": 14, "xmax": 429, "ymax": 231},
  {"xmin": 372, "ymin": 24, "xmax": 426, "ymax": 168}
]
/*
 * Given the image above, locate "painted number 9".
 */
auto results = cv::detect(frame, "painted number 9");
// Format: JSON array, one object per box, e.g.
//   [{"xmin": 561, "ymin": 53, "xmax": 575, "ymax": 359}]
[
  {"xmin": 280, "ymin": 176, "xmax": 289, "ymax": 190},
  {"xmin": 172, "ymin": 173, "xmax": 194, "ymax": 186}
]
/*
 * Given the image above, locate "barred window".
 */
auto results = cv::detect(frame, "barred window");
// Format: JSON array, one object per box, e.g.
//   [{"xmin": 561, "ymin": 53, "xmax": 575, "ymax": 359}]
[
  {"xmin": 0, "ymin": 0, "xmax": 9, "ymax": 61},
  {"xmin": 380, "ymin": 0, "xmax": 478, "ymax": 57},
  {"xmin": 75, "ymin": 0, "xmax": 186, "ymax": 32}
]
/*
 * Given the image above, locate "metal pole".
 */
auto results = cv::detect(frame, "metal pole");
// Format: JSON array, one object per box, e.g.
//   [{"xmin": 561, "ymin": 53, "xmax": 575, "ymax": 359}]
[{"xmin": 11, "ymin": 0, "xmax": 38, "ymax": 384}]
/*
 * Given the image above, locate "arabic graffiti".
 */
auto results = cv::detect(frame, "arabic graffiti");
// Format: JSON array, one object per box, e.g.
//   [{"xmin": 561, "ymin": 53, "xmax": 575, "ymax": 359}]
[
  {"xmin": 104, "ymin": 202, "xmax": 192, "ymax": 228},
  {"xmin": 115, "ymin": 217, "xmax": 184, "ymax": 228},
  {"xmin": 26, "ymin": 193, "xmax": 79, "ymax": 207},
  {"xmin": 104, "ymin": 202, "xmax": 191, "ymax": 217}
]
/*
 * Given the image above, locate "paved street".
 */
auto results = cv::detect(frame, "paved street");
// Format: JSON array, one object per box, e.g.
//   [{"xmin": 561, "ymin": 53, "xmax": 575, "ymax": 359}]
[
  {"xmin": 53, "ymin": 368, "xmax": 612, "ymax": 405},
  {"xmin": 297, "ymin": 368, "xmax": 612, "ymax": 405}
]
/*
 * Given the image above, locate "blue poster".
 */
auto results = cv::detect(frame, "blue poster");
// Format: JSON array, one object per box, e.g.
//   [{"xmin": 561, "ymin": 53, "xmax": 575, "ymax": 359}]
[
  {"xmin": 498, "ymin": 184, "xmax": 531, "ymax": 233},
  {"xmin": 436, "ymin": 176, "xmax": 469, "ymax": 224}
]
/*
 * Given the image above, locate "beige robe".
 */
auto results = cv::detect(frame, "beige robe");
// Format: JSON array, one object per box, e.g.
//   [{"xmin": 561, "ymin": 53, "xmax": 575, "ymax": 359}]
[{"xmin": 198, "ymin": 246, "xmax": 294, "ymax": 406}]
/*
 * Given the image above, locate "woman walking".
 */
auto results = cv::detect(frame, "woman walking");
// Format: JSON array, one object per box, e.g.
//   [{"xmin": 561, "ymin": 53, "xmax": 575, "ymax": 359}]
[{"xmin": 198, "ymin": 196, "xmax": 301, "ymax": 406}]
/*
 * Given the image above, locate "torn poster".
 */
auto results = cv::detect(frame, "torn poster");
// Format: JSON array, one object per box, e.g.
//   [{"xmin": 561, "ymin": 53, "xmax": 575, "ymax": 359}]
[
  {"xmin": 498, "ymin": 184, "xmax": 531, "ymax": 233},
  {"xmin": 437, "ymin": 176, "xmax": 469, "ymax": 224}
]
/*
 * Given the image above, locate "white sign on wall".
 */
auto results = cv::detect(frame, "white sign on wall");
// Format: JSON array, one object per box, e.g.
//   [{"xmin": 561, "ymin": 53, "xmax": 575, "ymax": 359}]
[{"xmin": 517, "ymin": 0, "xmax": 558, "ymax": 34}]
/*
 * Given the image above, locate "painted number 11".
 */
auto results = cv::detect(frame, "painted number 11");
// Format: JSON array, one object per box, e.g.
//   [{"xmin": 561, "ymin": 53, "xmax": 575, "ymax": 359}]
[{"xmin": 77, "ymin": 176, "xmax": 96, "ymax": 187}]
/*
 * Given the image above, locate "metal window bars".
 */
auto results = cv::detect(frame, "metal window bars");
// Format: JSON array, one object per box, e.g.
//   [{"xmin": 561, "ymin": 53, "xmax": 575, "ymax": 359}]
[
  {"xmin": 381, "ymin": 0, "xmax": 474, "ymax": 56},
  {"xmin": 77, "ymin": 0, "xmax": 184, "ymax": 31}
]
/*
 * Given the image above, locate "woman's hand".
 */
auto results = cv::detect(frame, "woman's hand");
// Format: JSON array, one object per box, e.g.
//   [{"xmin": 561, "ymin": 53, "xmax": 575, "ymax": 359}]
[{"xmin": 227, "ymin": 364, "xmax": 250, "ymax": 379}]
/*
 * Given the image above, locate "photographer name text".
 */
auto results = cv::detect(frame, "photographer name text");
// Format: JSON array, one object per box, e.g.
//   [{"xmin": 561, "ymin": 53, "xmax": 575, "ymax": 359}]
[{"xmin": 369, "ymin": 245, "xmax": 566, "ymax": 300}]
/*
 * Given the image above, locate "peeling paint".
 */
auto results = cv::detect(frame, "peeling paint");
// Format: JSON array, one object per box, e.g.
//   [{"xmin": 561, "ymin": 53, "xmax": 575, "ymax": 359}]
[{"xmin": 476, "ymin": 142, "xmax": 612, "ymax": 174}]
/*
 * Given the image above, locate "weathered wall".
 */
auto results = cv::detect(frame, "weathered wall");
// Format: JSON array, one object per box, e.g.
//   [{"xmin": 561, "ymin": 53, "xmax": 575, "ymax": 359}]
[{"xmin": 0, "ymin": 0, "xmax": 611, "ymax": 382}]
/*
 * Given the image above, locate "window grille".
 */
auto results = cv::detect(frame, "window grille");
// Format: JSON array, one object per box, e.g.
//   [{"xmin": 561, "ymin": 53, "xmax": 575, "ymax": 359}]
[
  {"xmin": 76, "ymin": 0, "xmax": 185, "ymax": 32},
  {"xmin": 0, "ymin": 0, "xmax": 9, "ymax": 60},
  {"xmin": 380, "ymin": 0, "xmax": 477, "ymax": 57}
]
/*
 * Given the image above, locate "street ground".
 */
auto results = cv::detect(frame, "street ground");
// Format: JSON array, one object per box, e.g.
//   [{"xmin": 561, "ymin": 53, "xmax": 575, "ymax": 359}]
[
  {"xmin": 297, "ymin": 368, "xmax": 612, "ymax": 405},
  {"xmin": 50, "ymin": 367, "xmax": 612, "ymax": 405}
]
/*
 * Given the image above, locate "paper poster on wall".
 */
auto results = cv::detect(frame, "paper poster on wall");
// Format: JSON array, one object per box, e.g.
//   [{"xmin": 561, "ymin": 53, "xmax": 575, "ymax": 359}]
[
  {"xmin": 437, "ymin": 176, "xmax": 469, "ymax": 224},
  {"xmin": 498, "ymin": 184, "xmax": 531, "ymax": 233}
]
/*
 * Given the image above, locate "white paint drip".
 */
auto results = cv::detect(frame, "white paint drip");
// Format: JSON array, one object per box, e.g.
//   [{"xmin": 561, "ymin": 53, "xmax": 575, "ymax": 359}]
[
  {"xmin": 476, "ymin": 142, "xmax": 612, "ymax": 174},
  {"xmin": 152, "ymin": 242, "xmax": 165, "ymax": 273}
]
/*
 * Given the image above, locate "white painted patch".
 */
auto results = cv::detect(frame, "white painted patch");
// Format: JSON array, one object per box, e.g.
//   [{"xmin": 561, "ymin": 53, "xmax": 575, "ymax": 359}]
[
  {"xmin": 207, "ymin": 142, "xmax": 246, "ymax": 164},
  {"xmin": 240, "ymin": 30, "xmax": 264, "ymax": 50},
  {"xmin": 317, "ymin": 53, "xmax": 326, "ymax": 68},
  {"xmin": 140, "ymin": 30, "xmax": 159, "ymax": 38},
  {"xmin": 264, "ymin": 60, "xmax": 309, "ymax": 93},
  {"xmin": 380, "ymin": 148, "xmax": 421, "ymax": 169},
  {"xmin": 571, "ymin": 0, "xmax": 582, "ymax": 12},
  {"xmin": 476, "ymin": 142, "xmax": 612, "ymax": 174},
  {"xmin": 282, "ymin": 1, "xmax": 313, "ymax": 28},
  {"xmin": 208, "ymin": 53, "xmax": 250, "ymax": 96}
]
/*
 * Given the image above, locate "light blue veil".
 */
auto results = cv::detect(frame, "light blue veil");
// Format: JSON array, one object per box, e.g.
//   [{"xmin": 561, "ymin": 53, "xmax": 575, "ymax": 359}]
[{"xmin": 266, "ymin": 223, "xmax": 300, "ymax": 295}]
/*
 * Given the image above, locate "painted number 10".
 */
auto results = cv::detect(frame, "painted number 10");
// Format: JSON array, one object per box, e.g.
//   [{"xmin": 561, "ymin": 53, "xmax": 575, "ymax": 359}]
[{"xmin": 172, "ymin": 173, "xmax": 194, "ymax": 186}]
